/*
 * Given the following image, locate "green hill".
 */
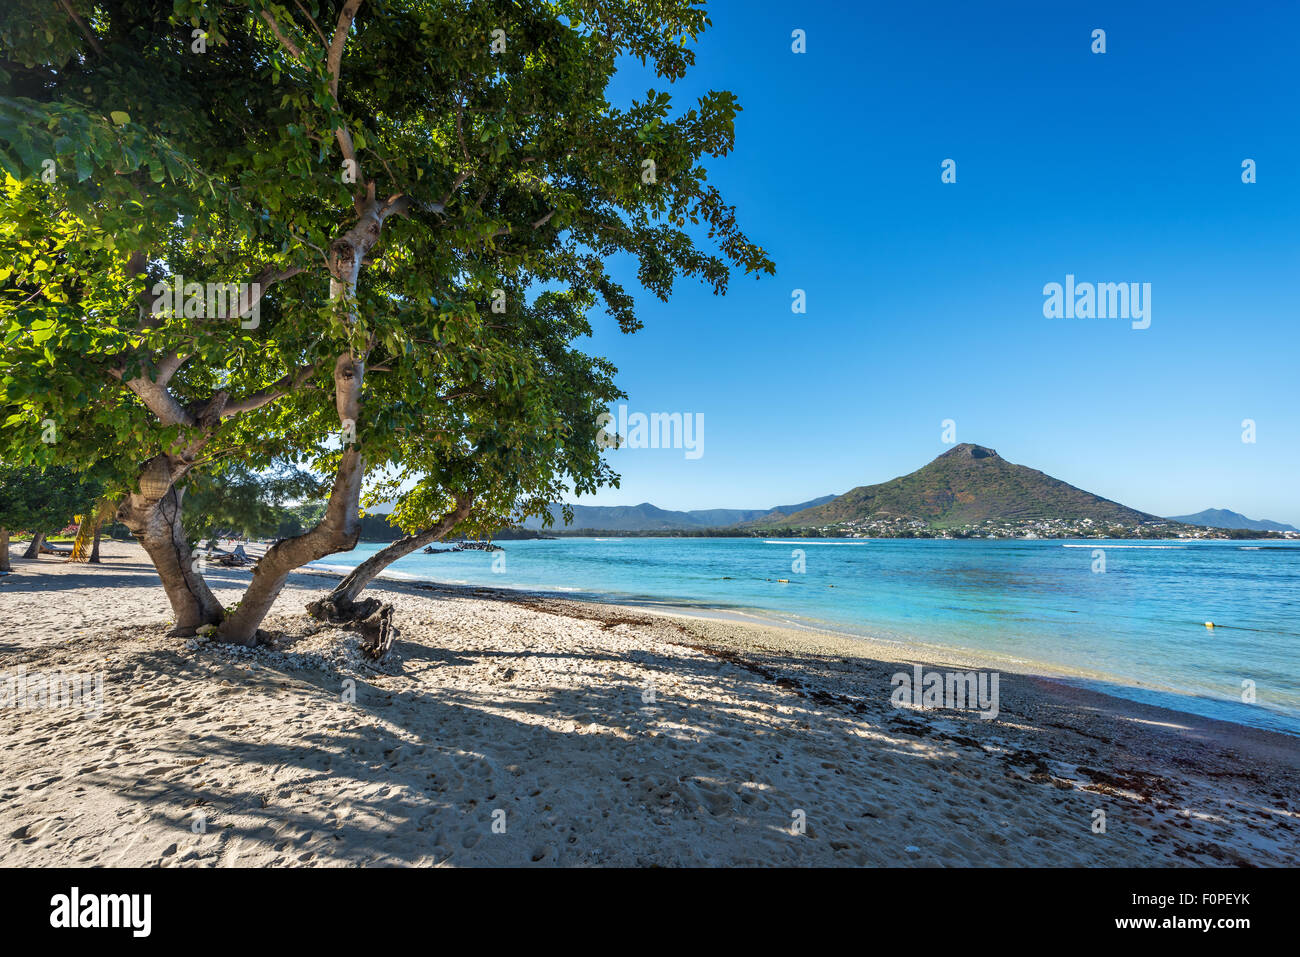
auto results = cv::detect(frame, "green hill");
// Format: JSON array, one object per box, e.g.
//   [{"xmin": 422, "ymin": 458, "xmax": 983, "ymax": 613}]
[
  {"xmin": 1166, "ymin": 508, "xmax": 1298, "ymax": 533},
  {"xmin": 758, "ymin": 444, "xmax": 1158, "ymax": 530}
]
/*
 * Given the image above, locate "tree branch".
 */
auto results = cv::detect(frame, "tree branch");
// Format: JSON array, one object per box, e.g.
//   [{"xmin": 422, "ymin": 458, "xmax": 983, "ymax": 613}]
[
  {"xmin": 145, "ymin": 263, "xmax": 306, "ymax": 386},
  {"xmin": 492, "ymin": 208, "xmax": 559, "ymax": 239},
  {"xmin": 221, "ymin": 361, "xmax": 323, "ymax": 418},
  {"xmin": 336, "ymin": 125, "xmax": 359, "ymax": 185},
  {"xmin": 440, "ymin": 170, "xmax": 471, "ymax": 207},
  {"xmin": 325, "ymin": 1, "xmax": 365, "ymax": 192},
  {"xmin": 292, "ymin": 0, "xmax": 329, "ymax": 46},
  {"xmin": 379, "ymin": 193, "xmax": 411, "ymax": 220},
  {"xmin": 155, "ymin": 350, "xmax": 188, "ymax": 384},
  {"xmin": 57, "ymin": 0, "xmax": 105, "ymax": 58},
  {"xmin": 260, "ymin": 8, "xmax": 306, "ymax": 61},
  {"xmin": 243, "ymin": 263, "xmax": 307, "ymax": 316},
  {"xmin": 123, "ymin": 376, "xmax": 196, "ymax": 429},
  {"xmin": 327, "ymin": 1, "xmax": 364, "ymax": 99}
]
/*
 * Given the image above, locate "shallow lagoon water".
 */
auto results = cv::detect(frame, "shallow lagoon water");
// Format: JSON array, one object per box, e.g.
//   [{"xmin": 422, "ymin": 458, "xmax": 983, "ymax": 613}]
[{"xmin": 312, "ymin": 537, "xmax": 1300, "ymax": 734}]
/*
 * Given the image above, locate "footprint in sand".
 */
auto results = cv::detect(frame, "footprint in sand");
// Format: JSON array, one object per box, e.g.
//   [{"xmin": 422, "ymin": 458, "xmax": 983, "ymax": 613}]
[{"xmin": 10, "ymin": 820, "xmax": 51, "ymax": 842}]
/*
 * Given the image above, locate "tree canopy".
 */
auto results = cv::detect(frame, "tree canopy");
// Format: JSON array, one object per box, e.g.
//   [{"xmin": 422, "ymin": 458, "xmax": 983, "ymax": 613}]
[
  {"xmin": 0, "ymin": 0, "xmax": 772, "ymax": 642},
  {"xmin": 0, "ymin": 463, "xmax": 94, "ymax": 569}
]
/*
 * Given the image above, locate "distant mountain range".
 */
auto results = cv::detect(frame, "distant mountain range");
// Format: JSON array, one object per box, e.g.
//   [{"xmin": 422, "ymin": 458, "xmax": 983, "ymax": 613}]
[
  {"xmin": 752, "ymin": 444, "xmax": 1156, "ymax": 529},
  {"xmin": 521, "ymin": 495, "xmax": 838, "ymax": 531},
  {"xmin": 1165, "ymin": 508, "xmax": 1298, "ymax": 533},
  {"xmin": 530, "ymin": 445, "xmax": 1294, "ymax": 534}
]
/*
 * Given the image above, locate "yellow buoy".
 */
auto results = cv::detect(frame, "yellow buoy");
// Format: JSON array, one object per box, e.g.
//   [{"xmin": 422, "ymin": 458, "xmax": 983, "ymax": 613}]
[{"xmin": 1205, "ymin": 621, "xmax": 1215, "ymax": 628}]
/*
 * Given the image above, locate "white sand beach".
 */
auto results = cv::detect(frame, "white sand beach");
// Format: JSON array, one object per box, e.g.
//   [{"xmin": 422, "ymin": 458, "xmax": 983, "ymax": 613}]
[{"xmin": 1, "ymin": 541, "xmax": 1297, "ymax": 867}]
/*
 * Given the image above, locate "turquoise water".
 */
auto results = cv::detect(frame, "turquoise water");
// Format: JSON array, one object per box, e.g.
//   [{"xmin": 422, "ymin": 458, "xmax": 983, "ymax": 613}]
[{"xmin": 312, "ymin": 537, "xmax": 1300, "ymax": 734}]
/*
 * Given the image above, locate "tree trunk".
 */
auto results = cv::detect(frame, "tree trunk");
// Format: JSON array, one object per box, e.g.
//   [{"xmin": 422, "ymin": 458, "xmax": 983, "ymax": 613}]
[
  {"xmin": 217, "ymin": 445, "xmax": 364, "ymax": 644},
  {"xmin": 212, "ymin": 185, "xmax": 406, "ymax": 645},
  {"xmin": 307, "ymin": 494, "xmax": 472, "ymax": 620},
  {"xmin": 0, "ymin": 528, "xmax": 10, "ymax": 573},
  {"xmin": 117, "ymin": 479, "xmax": 224, "ymax": 635},
  {"xmin": 355, "ymin": 603, "xmax": 398, "ymax": 660},
  {"xmin": 89, "ymin": 523, "xmax": 104, "ymax": 563},
  {"xmin": 215, "ymin": 356, "xmax": 367, "ymax": 645},
  {"xmin": 69, "ymin": 509, "xmax": 93, "ymax": 562},
  {"xmin": 22, "ymin": 532, "xmax": 46, "ymax": 560},
  {"xmin": 68, "ymin": 498, "xmax": 113, "ymax": 562}
]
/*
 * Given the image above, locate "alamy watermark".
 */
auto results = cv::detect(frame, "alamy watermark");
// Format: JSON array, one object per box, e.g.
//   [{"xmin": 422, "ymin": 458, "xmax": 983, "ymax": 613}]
[
  {"xmin": 151, "ymin": 276, "xmax": 262, "ymax": 329},
  {"xmin": 2, "ymin": 665, "xmax": 104, "ymax": 717},
  {"xmin": 1043, "ymin": 274, "xmax": 1150, "ymax": 330},
  {"xmin": 49, "ymin": 887, "xmax": 150, "ymax": 937},
  {"xmin": 890, "ymin": 665, "xmax": 999, "ymax": 720},
  {"xmin": 596, "ymin": 404, "xmax": 704, "ymax": 460}
]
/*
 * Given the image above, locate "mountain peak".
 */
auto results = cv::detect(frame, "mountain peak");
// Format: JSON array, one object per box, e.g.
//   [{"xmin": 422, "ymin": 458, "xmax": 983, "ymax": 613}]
[
  {"xmin": 938, "ymin": 443, "xmax": 1000, "ymax": 460},
  {"xmin": 761, "ymin": 442, "xmax": 1158, "ymax": 529}
]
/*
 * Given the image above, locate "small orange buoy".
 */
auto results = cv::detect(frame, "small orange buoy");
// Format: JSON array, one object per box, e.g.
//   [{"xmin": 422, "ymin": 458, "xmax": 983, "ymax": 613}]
[{"xmin": 777, "ymin": 578, "xmax": 789, "ymax": 583}]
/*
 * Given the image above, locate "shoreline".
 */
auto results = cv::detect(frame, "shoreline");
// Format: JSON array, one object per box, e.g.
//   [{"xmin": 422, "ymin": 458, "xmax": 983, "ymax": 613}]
[
  {"xmin": 9, "ymin": 537, "xmax": 1300, "ymax": 738},
  {"xmin": 401, "ymin": 581, "xmax": 1300, "ymax": 744},
  {"xmin": 295, "ymin": 553, "xmax": 1300, "ymax": 739},
  {"xmin": 2, "ymin": 542, "xmax": 1297, "ymax": 866}
]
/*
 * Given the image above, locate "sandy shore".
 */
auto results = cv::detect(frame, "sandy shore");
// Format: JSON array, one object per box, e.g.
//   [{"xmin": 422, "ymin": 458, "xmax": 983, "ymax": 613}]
[{"xmin": 1, "ymin": 541, "xmax": 1297, "ymax": 867}]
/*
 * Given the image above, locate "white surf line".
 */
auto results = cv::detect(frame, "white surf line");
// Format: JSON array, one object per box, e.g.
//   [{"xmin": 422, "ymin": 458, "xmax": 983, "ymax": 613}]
[
  {"xmin": 763, "ymin": 540, "xmax": 870, "ymax": 546},
  {"xmin": 1061, "ymin": 544, "xmax": 1187, "ymax": 549}
]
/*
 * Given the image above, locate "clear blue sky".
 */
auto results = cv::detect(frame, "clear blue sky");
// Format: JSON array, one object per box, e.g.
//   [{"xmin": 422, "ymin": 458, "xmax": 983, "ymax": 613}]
[{"xmin": 576, "ymin": 0, "xmax": 1300, "ymax": 524}]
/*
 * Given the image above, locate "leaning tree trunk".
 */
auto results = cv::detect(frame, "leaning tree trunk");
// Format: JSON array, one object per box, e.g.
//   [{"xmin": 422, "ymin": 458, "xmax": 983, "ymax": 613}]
[
  {"xmin": 117, "ymin": 470, "xmax": 224, "ymax": 635},
  {"xmin": 307, "ymin": 494, "xmax": 472, "ymax": 621},
  {"xmin": 21, "ymin": 532, "xmax": 46, "ymax": 560},
  {"xmin": 68, "ymin": 498, "xmax": 114, "ymax": 562},
  {"xmin": 0, "ymin": 528, "xmax": 10, "ymax": 572},
  {"xmin": 216, "ymin": 411, "xmax": 364, "ymax": 644},
  {"xmin": 68, "ymin": 513, "xmax": 93, "ymax": 562}
]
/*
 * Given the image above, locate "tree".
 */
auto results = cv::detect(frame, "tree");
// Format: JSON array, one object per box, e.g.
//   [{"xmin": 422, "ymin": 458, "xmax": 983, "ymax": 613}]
[
  {"xmin": 0, "ymin": 1, "xmax": 772, "ymax": 642},
  {"xmin": 310, "ymin": 290, "xmax": 624, "ymax": 618},
  {"xmin": 182, "ymin": 461, "xmax": 326, "ymax": 543},
  {"xmin": 0, "ymin": 464, "xmax": 88, "ymax": 569}
]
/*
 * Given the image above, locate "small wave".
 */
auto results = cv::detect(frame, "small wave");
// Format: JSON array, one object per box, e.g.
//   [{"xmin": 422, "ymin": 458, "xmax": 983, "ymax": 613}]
[
  {"xmin": 1061, "ymin": 544, "xmax": 1187, "ymax": 549},
  {"xmin": 763, "ymin": 540, "xmax": 870, "ymax": 546},
  {"xmin": 305, "ymin": 562, "xmax": 358, "ymax": 574}
]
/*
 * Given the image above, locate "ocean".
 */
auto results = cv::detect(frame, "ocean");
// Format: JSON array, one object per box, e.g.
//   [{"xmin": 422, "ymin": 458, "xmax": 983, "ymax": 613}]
[{"xmin": 310, "ymin": 537, "xmax": 1300, "ymax": 735}]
